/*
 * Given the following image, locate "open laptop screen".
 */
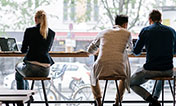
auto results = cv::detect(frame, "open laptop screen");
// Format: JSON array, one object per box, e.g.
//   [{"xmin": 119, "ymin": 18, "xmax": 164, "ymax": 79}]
[{"xmin": 0, "ymin": 37, "xmax": 19, "ymax": 51}]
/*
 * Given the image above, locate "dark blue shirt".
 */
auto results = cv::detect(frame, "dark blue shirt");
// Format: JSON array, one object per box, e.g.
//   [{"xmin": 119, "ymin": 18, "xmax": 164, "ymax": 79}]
[{"xmin": 133, "ymin": 22, "xmax": 176, "ymax": 70}]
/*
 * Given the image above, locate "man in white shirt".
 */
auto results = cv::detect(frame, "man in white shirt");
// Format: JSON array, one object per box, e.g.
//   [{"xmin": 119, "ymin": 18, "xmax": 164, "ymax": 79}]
[{"xmin": 87, "ymin": 15, "xmax": 132, "ymax": 106}]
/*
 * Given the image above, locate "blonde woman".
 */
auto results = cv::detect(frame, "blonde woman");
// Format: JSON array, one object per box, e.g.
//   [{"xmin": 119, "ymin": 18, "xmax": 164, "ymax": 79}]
[{"xmin": 15, "ymin": 10, "xmax": 55, "ymax": 90}]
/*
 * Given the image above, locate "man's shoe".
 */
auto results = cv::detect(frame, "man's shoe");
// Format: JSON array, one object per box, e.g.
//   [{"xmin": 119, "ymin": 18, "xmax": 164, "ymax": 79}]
[
  {"xmin": 146, "ymin": 95, "xmax": 161, "ymax": 106},
  {"xmin": 148, "ymin": 101, "xmax": 161, "ymax": 106},
  {"xmin": 95, "ymin": 98, "xmax": 101, "ymax": 106}
]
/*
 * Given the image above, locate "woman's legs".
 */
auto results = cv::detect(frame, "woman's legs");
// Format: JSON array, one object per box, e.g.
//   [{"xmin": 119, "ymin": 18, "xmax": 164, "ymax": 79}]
[
  {"xmin": 15, "ymin": 71, "xmax": 29, "ymax": 90},
  {"xmin": 15, "ymin": 63, "xmax": 29, "ymax": 90}
]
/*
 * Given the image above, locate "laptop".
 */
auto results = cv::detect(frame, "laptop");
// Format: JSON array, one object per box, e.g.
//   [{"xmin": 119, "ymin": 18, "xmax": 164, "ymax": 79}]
[
  {"xmin": 0, "ymin": 37, "xmax": 19, "ymax": 51},
  {"xmin": 132, "ymin": 39, "xmax": 146, "ymax": 52}
]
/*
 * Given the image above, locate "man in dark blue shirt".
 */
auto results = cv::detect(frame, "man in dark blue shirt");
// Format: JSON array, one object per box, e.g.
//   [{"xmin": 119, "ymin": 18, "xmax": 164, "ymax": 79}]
[{"xmin": 130, "ymin": 10, "xmax": 176, "ymax": 106}]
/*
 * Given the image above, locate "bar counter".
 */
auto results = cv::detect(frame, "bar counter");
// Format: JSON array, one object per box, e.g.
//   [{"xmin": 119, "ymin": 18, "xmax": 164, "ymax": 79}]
[{"xmin": 0, "ymin": 51, "xmax": 89, "ymax": 57}]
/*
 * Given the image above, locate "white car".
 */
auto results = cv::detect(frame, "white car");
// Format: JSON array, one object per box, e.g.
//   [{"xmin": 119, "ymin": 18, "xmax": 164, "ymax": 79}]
[{"xmin": 3, "ymin": 62, "xmax": 91, "ymax": 91}]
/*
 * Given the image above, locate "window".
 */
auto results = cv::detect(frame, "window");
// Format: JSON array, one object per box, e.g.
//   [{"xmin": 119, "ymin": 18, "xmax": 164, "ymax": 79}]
[
  {"xmin": 63, "ymin": 0, "xmax": 68, "ymax": 21},
  {"xmin": 86, "ymin": 0, "xmax": 99, "ymax": 22},
  {"xmin": 83, "ymin": 65, "xmax": 91, "ymax": 71},
  {"xmin": 93, "ymin": 0, "xmax": 99, "ymax": 21},
  {"xmin": 67, "ymin": 65, "xmax": 78, "ymax": 71},
  {"xmin": 63, "ymin": 0, "xmax": 75, "ymax": 22}
]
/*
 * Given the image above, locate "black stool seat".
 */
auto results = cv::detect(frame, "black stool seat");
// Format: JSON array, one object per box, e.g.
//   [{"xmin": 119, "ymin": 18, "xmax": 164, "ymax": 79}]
[
  {"xmin": 99, "ymin": 76, "xmax": 126, "ymax": 80},
  {"xmin": 148, "ymin": 77, "xmax": 174, "ymax": 80},
  {"xmin": 24, "ymin": 77, "xmax": 51, "ymax": 80}
]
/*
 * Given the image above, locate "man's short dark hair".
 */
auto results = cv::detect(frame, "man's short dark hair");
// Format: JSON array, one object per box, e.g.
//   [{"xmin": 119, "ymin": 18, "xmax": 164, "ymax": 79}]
[
  {"xmin": 115, "ymin": 15, "xmax": 128, "ymax": 26},
  {"xmin": 149, "ymin": 10, "xmax": 161, "ymax": 22}
]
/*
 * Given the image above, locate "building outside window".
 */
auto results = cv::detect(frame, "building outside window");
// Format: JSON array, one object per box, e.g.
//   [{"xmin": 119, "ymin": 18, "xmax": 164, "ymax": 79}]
[
  {"xmin": 63, "ymin": 0, "xmax": 76, "ymax": 22},
  {"xmin": 63, "ymin": 0, "xmax": 98, "ymax": 23}
]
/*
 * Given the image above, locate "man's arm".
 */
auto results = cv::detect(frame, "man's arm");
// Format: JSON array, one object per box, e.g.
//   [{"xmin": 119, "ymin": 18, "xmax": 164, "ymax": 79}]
[
  {"xmin": 87, "ymin": 31, "xmax": 103, "ymax": 55},
  {"xmin": 87, "ymin": 37, "xmax": 100, "ymax": 55},
  {"xmin": 172, "ymin": 29, "xmax": 176, "ymax": 54},
  {"xmin": 126, "ymin": 34, "xmax": 133, "ymax": 54},
  {"xmin": 133, "ymin": 28, "xmax": 146, "ymax": 55}
]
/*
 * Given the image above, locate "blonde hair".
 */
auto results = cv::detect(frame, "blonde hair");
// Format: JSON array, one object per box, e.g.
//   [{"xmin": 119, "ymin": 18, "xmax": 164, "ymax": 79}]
[{"xmin": 35, "ymin": 10, "xmax": 48, "ymax": 39}]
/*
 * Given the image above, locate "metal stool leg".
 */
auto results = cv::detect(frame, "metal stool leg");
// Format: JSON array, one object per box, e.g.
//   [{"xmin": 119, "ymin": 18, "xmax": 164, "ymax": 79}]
[
  {"xmin": 5, "ymin": 103, "xmax": 9, "ymax": 106},
  {"xmin": 168, "ymin": 80, "xmax": 174, "ymax": 98},
  {"xmin": 115, "ymin": 80, "xmax": 122, "ymax": 106},
  {"xmin": 152, "ymin": 80, "xmax": 158, "ymax": 96},
  {"xmin": 101, "ymin": 80, "xmax": 108, "ymax": 106},
  {"xmin": 41, "ymin": 80, "xmax": 49, "ymax": 106},
  {"xmin": 27, "ymin": 80, "xmax": 35, "ymax": 106},
  {"xmin": 162, "ymin": 80, "xmax": 164, "ymax": 106},
  {"xmin": 16, "ymin": 102, "xmax": 24, "ymax": 106},
  {"xmin": 174, "ymin": 77, "xmax": 176, "ymax": 106},
  {"xmin": 150, "ymin": 78, "xmax": 175, "ymax": 106},
  {"xmin": 30, "ymin": 80, "xmax": 35, "ymax": 90}
]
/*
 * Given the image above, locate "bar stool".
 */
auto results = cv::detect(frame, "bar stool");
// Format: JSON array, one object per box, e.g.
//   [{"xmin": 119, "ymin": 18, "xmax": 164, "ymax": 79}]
[
  {"xmin": 99, "ymin": 76, "xmax": 126, "ymax": 106},
  {"xmin": 24, "ymin": 77, "xmax": 51, "ymax": 106},
  {"xmin": 147, "ymin": 77, "xmax": 175, "ymax": 106}
]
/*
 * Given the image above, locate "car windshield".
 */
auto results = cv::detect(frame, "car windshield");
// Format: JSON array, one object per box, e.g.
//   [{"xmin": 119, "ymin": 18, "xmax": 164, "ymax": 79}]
[
  {"xmin": 51, "ymin": 64, "xmax": 63, "ymax": 72},
  {"xmin": 83, "ymin": 65, "xmax": 91, "ymax": 71}
]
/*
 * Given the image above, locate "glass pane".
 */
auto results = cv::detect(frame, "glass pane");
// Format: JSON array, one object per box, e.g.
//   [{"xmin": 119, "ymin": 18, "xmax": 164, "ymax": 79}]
[{"xmin": 0, "ymin": 0, "xmax": 175, "ymax": 106}]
